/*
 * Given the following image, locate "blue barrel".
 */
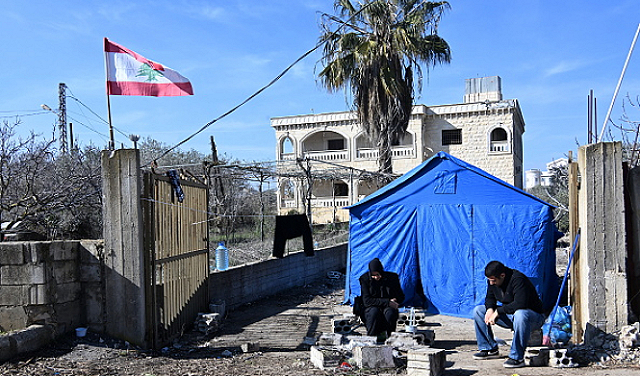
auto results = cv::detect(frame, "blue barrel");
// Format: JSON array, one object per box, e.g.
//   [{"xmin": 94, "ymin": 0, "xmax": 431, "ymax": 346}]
[{"xmin": 215, "ymin": 242, "xmax": 229, "ymax": 271}]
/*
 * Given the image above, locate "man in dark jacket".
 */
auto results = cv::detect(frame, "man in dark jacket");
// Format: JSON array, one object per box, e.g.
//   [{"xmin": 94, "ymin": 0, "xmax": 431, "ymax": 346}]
[
  {"xmin": 359, "ymin": 258, "xmax": 405, "ymax": 340},
  {"xmin": 472, "ymin": 261, "xmax": 545, "ymax": 369}
]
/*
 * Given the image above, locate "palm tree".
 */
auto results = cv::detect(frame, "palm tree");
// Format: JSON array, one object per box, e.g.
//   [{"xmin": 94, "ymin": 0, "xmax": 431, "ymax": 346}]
[{"xmin": 318, "ymin": 0, "xmax": 451, "ymax": 175}]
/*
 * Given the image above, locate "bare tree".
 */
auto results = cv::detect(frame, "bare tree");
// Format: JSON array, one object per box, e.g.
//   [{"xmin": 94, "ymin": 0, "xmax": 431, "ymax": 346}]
[
  {"xmin": 612, "ymin": 94, "xmax": 640, "ymax": 168},
  {"xmin": 0, "ymin": 119, "xmax": 102, "ymax": 239}
]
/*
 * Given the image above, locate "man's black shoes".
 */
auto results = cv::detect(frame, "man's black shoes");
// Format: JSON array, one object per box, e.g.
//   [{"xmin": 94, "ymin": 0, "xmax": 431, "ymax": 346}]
[
  {"xmin": 472, "ymin": 348, "xmax": 500, "ymax": 360},
  {"xmin": 503, "ymin": 357, "xmax": 525, "ymax": 368}
]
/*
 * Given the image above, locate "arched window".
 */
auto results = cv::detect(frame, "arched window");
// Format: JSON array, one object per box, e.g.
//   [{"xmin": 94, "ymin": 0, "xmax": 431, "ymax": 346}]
[
  {"xmin": 489, "ymin": 127, "xmax": 510, "ymax": 152},
  {"xmin": 282, "ymin": 136, "xmax": 294, "ymax": 154}
]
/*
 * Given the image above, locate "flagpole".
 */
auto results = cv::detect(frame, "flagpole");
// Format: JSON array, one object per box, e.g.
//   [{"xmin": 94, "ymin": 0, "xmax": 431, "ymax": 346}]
[
  {"xmin": 106, "ymin": 94, "xmax": 114, "ymax": 150},
  {"xmin": 104, "ymin": 37, "xmax": 115, "ymax": 150}
]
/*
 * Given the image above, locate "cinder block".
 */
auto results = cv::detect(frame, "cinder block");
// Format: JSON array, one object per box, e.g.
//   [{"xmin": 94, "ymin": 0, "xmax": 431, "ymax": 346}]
[
  {"xmin": 549, "ymin": 348, "xmax": 578, "ymax": 368},
  {"xmin": 29, "ymin": 284, "xmax": 51, "ymax": 305},
  {"xmin": 25, "ymin": 242, "xmax": 49, "ymax": 264},
  {"xmin": 317, "ymin": 332, "xmax": 343, "ymax": 346},
  {"xmin": 524, "ymin": 346, "xmax": 549, "ymax": 366},
  {"xmin": 241, "ymin": 342, "xmax": 260, "ymax": 353},
  {"xmin": 0, "ymin": 285, "xmax": 29, "ymax": 305},
  {"xmin": 24, "ymin": 305, "xmax": 53, "ymax": 326},
  {"xmin": 56, "ymin": 282, "xmax": 80, "ymax": 303},
  {"xmin": 353, "ymin": 345, "xmax": 395, "ymax": 369},
  {"xmin": 52, "ymin": 301, "xmax": 81, "ymax": 333},
  {"xmin": 386, "ymin": 331, "xmax": 419, "ymax": 348},
  {"xmin": 1, "ymin": 264, "xmax": 45, "ymax": 285},
  {"xmin": 407, "ymin": 348, "xmax": 446, "ymax": 376},
  {"xmin": 79, "ymin": 263, "xmax": 102, "ymax": 283},
  {"xmin": 0, "ymin": 243, "xmax": 25, "ymax": 264},
  {"xmin": 332, "ymin": 318, "xmax": 352, "ymax": 334},
  {"xmin": 51, "ymin": 241, "xmax": 78, "ymax": 261},
  {"xmin": 310, "ymin": 346, "xmax": 343, "ymax": 370},
  {"xmin": 345, "ymin": 334, "xmax": 377, "ymax": 347},
  {"xmin": 414, "ymin": 329, "xmax": 435, "ymax": 346},
  {"xmin": 53, "ymin": 261, "xmax": 78, "ymax": 284},
  {"xmin": 0, "ymin": 306, "xmax": 28, "ymax": 331}
]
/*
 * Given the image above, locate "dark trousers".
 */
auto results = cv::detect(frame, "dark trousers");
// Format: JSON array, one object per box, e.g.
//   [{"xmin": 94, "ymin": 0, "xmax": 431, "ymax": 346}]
[
  {"xmin": 364, "ymin": 306, "xmax": 399, "ymax": 336},
  {"xmin": 272, "ymin": 215, "xmax": 314, "ymax": 258}
]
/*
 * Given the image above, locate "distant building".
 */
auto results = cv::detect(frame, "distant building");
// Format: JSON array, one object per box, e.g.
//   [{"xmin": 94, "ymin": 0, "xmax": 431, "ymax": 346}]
[
  {"xmin": 525, "ymin": 158, "xmax": 568, "ymax": 189},
  {"xmin": 271, "ymin": 76, "xmax": 525, "ymax": 224}
]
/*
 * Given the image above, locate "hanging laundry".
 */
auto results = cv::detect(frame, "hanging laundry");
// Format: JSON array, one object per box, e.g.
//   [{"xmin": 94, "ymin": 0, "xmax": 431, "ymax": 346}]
[
  {"xmin": 166, "ymin": 169, "xmax": 185, "ymax": 203},
  {"xmin": 272, "ymin": 214, "xmax": 314, "ymax": 258}
]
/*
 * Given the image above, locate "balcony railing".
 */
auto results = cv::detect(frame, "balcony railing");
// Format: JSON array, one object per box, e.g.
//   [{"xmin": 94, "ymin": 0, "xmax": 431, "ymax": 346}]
[
  {"xmin": 303, "ymin": 149, "xmax": 349, "ymax": 161},
  {"xmin": 489, "ymin": 141, "xmax": 510, "ymax": 153},
  {"xmin": 281, "ymin": 197, "xmax": 350, "ymax": 208},
  {"xmin": 280, "ymin": 152, "xmax": 296, "ymax": 161},
  {"xmin": 311, "ymin": 197, "xmax": 350, "ymax": 208},
  {"xmin": 356, "ymin": 146, "xmax": 415, "ymax": 160}
]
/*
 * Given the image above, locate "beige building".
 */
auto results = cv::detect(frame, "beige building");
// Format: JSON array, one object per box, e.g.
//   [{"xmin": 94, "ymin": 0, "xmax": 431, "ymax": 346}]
[{"xmin": 271, "ymin": 76, "xmax": 525, "ymax": 224}]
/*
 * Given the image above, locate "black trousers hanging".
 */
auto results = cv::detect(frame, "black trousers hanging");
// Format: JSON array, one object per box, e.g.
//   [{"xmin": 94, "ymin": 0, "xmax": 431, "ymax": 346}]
[{"xmin": 272, "ymin": 214, "xmax": 314, "ymax": 258}]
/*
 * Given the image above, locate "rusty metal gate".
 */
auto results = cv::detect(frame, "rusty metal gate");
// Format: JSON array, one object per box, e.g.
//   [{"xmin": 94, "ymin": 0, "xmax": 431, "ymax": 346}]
[{"xmin": 142, "ymin": 171, "xmax": 210, "ymax": 349}]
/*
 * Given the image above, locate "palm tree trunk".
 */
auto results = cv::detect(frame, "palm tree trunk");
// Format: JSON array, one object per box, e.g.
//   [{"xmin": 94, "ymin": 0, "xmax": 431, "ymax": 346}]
[{"xmin": 377, "ymin": 125, "xmax": 393, "ymax": 176}]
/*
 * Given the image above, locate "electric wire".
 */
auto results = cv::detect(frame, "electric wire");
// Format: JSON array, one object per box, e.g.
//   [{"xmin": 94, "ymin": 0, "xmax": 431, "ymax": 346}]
[
  {"xmin": 0, "ymin": 111, "xmax": 50, "ymax": 119},
  {"xmin": 66, "ymin": 92, "xmax": 130, "ymax": 139},
  {"xmin": 146, "ymin": 1, "xmax": 379, "ymax": 166}
]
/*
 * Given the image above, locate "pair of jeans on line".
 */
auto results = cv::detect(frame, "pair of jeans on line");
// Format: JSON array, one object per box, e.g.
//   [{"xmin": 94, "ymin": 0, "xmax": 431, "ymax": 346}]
[{"xmin": 473, "ymin": 305, "xmax": 545, "ymax": 360}]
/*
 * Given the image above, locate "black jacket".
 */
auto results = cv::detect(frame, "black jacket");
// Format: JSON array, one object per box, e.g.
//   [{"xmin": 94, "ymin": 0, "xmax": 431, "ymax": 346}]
[
  {"xmin": 485, "ymin": 268, "xmax": 543, "ymax": 315},
  {"xmin": 359, "ymin": 271, "xmax": 405, "ymax": 308}
]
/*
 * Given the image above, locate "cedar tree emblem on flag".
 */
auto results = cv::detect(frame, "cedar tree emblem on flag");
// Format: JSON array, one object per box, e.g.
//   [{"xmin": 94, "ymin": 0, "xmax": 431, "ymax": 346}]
[{"xmin": 104, "ymin": 38, "xmax": 194, "ymax": 96}]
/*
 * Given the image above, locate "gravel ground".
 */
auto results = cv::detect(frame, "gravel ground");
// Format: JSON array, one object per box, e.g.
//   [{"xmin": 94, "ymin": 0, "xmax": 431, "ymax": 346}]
[{"xmin": 1, "ymin": 270, "xmax": 638, "ymax": 376}]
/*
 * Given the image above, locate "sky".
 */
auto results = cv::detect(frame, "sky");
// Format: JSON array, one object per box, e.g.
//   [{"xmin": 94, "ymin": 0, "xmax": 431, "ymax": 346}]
[{"xmin": 1, "ymin": 0, "xmax": 639, "ymax": 172}]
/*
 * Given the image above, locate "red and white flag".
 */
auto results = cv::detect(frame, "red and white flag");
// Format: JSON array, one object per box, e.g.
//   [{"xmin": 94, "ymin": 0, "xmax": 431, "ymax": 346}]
[{"xmin": 104, "ymin": 38, "xmax": 194, "ymax": 96}]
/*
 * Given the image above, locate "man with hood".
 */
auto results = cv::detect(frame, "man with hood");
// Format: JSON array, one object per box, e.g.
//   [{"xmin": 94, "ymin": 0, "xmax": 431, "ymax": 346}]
[{"xmin": 359, "ymin": 258, "xmax": 405, "ymax": 340}]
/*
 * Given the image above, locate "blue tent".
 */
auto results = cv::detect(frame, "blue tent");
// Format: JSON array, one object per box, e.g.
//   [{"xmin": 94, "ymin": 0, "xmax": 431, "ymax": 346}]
[{"xmin": 345, "ymin": 152, "xmax": 560, "ymax": 318}]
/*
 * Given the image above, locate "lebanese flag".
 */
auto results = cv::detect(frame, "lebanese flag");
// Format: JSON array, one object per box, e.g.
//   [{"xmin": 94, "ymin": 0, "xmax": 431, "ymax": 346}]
[{"xmin": 104, "ymin": 38, "xmax": 194, "ymax": 96}]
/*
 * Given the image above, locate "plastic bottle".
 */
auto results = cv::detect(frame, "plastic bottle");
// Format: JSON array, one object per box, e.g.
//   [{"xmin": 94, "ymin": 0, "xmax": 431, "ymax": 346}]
[{"xmin": 215, "ymin": 242, "xmax": 229, "ymax": 271}]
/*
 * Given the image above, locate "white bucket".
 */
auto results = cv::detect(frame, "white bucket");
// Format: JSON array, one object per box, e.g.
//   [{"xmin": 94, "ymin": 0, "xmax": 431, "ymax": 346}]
[{"xmin": 75, "ymin": 327, "xmax": 87, "ymax": 337}]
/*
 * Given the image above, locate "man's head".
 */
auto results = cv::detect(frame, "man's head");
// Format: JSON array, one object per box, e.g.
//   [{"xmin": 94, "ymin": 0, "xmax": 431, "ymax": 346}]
[
  {"xmin": 484, "ymin": 260, "xmax": 507, "ymax": 286},
  {"xmin": 369, "ymin": 258, "xmax": 384, "ymax": 281}
]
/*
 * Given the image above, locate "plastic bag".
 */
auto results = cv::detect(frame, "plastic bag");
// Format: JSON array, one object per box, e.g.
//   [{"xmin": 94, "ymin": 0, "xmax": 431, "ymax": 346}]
[{"xmin": 542, "ymin": 306, "xmax": 572, "ymax": 344}]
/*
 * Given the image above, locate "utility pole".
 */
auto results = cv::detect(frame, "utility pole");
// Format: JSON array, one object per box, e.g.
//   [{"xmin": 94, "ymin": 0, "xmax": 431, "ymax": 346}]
[{"xmin": 58, "ymin": 83, "xmax": 68, "ymax": 153}]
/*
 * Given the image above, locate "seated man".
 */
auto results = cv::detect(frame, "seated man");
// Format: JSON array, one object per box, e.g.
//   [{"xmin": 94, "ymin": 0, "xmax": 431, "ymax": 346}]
[
  {"xmin": 359, "ymin": 258, "xmax": 404, "ymax": 341},
  {"xmin": 473, "ymin": 260, "xmax": 546, "ymax": 369}
]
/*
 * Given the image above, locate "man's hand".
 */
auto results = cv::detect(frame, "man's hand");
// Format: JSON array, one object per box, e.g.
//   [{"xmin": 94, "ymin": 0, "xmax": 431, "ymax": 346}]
[
  {"xmin": 484, "ymin": 308, "xmax": 498, "ymax": 325},
  {"xmin": 389, "ymin": 298, "xmax": 399, "ymax": 309}
]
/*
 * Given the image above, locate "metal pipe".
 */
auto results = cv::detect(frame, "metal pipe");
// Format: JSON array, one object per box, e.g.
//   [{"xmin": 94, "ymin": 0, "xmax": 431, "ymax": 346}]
[{"xmin": 598, "ymin": 23, "xmax": 640, "ymax": 142}]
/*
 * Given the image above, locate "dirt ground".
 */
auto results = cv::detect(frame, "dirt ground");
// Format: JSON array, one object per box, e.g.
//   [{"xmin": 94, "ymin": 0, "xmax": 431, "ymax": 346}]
[{"xmin": 1, "ymin": 276, "xmax": 638, "ymax": 376}]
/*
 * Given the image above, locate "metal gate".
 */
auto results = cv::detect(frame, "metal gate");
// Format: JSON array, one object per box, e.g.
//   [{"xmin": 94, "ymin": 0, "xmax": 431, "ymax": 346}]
[{"xmin": 142, "ymin": 171, "xmax": 210, "ymax": 349}]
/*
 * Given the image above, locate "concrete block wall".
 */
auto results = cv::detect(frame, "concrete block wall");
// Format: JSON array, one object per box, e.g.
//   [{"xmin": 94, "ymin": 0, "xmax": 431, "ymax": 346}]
[
  {"xmin": 209, "ymin": 243, "xmax": 347, "ymax": 310},
  {"xmin": 0, "ymin": 240, "xmax": 104, "ymax": 335}
]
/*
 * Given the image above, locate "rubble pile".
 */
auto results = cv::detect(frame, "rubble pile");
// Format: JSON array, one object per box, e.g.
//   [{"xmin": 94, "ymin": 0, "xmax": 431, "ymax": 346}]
[
  {"xmin": 567, "ymin": 323, "xmax": 640, "ymax": 367},
  {"xmin": 194, "ymin": 312, "xmax": 223, "ymax": 335},
  {"xmin": 310, "ymin": 312, "xmax": 441, "ymax": 373}
]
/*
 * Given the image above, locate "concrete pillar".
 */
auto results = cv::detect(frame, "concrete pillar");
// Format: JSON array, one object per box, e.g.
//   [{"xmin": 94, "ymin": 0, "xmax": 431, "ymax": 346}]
[
  {"xmin": 576, "ymin": 142, "xmax": 627, "ymax": 344},
  {"xmin": 101, "ymin": 149, "xmax": 147, "ymax": 347},
  {"xmin": 627, "ymin": 166, "xmax": 640, "ymax": 317}
]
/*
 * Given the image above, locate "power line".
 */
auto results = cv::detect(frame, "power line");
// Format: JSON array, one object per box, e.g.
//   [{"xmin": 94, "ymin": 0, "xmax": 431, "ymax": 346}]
[
  {"xmin": 0, "ymin": 111, "xmax": 50, "ymax": 119},
  {"xmin": 147, "ymin": 2, "xmax": 377, "ymax": 166},
  {"xmin": 65, "ymin": 89, "xmax": 131, "ymax": 143}
]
